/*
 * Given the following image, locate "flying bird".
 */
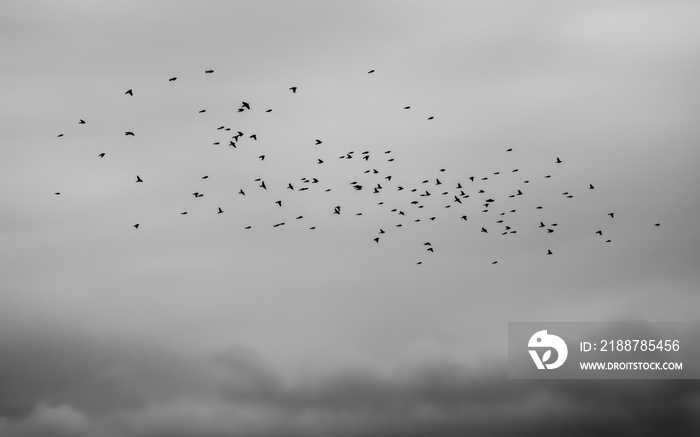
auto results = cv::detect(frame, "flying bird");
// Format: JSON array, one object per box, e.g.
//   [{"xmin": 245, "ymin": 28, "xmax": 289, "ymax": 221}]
[
  {"xmin": 136, "ymin": 176, "xmax": 143, "ymax": 183},
  {"xmin": 168, "ymin": 77, "xmax": 177, "ymax": 81},
  {"xmin": 217, "ymin": 207, "xmax": 224, "ymax": 214},
  {"xmin": 205, "ymin": 70, "xmax": 214, "ymax": 73},
  {"xmin": 125, "ymin": 131, "xmax": 135, "ymax": 136},
  {"xmin": 289, "ymin": 86, "xmax": 297, "ymax": 93},
  {"xmin": 133, "ymin": 224, "xmax": 139, "ymax": 229},
  {"xmin": 125, "ymin": 89, "xmax": 133, "ymax": 96},
  {"xmin": 367, "ymin": 69, "xmax": 375, "ymax": 74},
  {"xmin": 78, "ymin": 119, "xmax": 86, "ymax": 124},
  {"xmin": 98, "ymin": 153, "xmax": 105, "ymax": 158}
]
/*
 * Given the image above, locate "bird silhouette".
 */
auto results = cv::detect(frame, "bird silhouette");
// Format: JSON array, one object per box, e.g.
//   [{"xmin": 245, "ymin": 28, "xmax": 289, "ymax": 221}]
[
  {"xmin": 315, "ymin": 139, "xmax": 322, "ymax": 145},
  {"xmin": 205, "ymin": 70, "xmax": 214, "ymax": 73},
  {"xmin": 241, "ymin": 102, "xmax": 250, "ymax": 110},
  {"xmin": 289, "ymin": 87, "xmax": 297, "ymax": 93},
  {"xmin": 125, "ymin": 89, "xmax": 133, "ymax": 96},
  {"xmin": 168, "ymin": 77, "xmax": 176, "ymax": 81},
  {"xmin": 78, "ymin": 119, "xmax": 86, "ymax": 124},
  {"xmin": 125, "ymin": 131, "xmax": 135, "ymax": 136},
  {"xmin": 608, "ymin": 213, "xmax": 614, "ymax": 218},
  {"xmin": 136, "ymin": 176, "xmax": 143, "ymax": 183},
  {"xmin": 547, "ymin": 249, "xmax": 553, "ymax": 255},
  {"xmin": 133, "ymin": 224, "xmax": 139, "ymax": 229},
  {"xmin": 98, "ymin": 153, "xmax": 105, "ymax": 158},
  {"xmin": 217, "ymin": 207, "xmax": 224, "ymax": 214},
  {"xmin": 556, "ymin": 157, "xmax": 562, "ymax": 163},
  {"xmin": 367, "ymin": 69, "xmax": 375, "ymax": 74}
]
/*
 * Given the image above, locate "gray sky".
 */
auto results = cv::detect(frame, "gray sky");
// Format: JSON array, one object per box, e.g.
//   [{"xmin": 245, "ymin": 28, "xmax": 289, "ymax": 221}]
[{"xmin": 2, "ymin": 1, "xmax": 700, "ymax": 436}]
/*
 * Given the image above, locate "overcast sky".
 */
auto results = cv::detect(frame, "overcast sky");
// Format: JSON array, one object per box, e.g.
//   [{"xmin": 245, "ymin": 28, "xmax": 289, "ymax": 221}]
[{"xmin": 2, "ymin": 1, "xmax": 700, "ymax": 436}]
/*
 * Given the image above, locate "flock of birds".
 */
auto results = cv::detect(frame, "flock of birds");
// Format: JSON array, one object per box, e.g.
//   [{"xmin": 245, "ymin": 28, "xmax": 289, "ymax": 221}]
[{"xmin": 53, "ymin": 68, "xmax": 661, "ymax": 265}]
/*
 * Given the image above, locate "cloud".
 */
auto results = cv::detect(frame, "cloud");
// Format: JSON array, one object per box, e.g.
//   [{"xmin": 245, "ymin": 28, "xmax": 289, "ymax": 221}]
[{"xmin": 2, "ymin": 337, "xmax": 699, "ymax": 437}]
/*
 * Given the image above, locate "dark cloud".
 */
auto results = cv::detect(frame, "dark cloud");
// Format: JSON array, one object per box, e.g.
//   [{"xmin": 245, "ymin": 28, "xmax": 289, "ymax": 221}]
[{"xmin": 1, "ymin": 334, "xmax": 699, "ymax": 436}]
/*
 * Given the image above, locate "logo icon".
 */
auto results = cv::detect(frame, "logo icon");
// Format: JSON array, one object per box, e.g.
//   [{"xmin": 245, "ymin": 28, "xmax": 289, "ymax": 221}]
[{"xmin": 528, "ymin": 330, "xmax": 568, "ymax": 369}]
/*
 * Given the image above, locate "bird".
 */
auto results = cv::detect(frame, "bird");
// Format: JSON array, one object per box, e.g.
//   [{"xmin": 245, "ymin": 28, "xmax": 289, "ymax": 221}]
[
  {"xmin": 239, "ymin": 189, "xmax": 245, "ymax": 196},
  {"xmin": 57, "ymin": 134, "xmax": 63, "ymax": 137},
  {"xmin": 266, "ymin": 109, "xmax": 272, "ymax": 113},
  {"xmin": 481, "ymin": 227, "xmax": 488, "ymax": 233},
  {"xmin": 373, "ymin": 237, "xmax": 379, "ymax": 243},
  {"xmin": 181, "ymin": 212, "xmax": 188, "ymax": 215},
  {"xmin": 547, "ymin": 249, "xmax": 553, "ymax": 255},
  {"xmin": 133, "ymin": 224, "xmax": 139, "ymax": 229},
  {"xmin": 136, "ymin": 176, "xmax": 143, "ymax": 183},
  {"xmin": 506, "ymin": 148, "xmax": 512, "ymax": 152},
  {"xmin": 241, "ymin": 101, "xmax": 250, "ymax": 110},
  {"xmin": 78, "ymin": 119, "xmax": 86, "ymax": 124},
  {"xmin": 289, "ymin": 86, "xmax": 297, "ymax": 93},
  {"xmin": 249, "ymin": 134, "xmax": 257, "ymax": 140},
  {"xmin": 54, "ymin": 192, "xmax": 60, "ymax": 195},
  {"xmin": 461, "ymin": 215, "xmax": 467, "ymax": 221},
  {"xmin": 169, "ymin": 77, "xmax": 177, "ymax": 81},
  {"xmin": 596, "ymin": 230, "xmax": 603, "ymax": 236},
  {"xmin": 275, "ymin": 200, "xmax": 282, "ymax": 207},
  {"xmin": 198, "ymin": 109, "xmax": 206, "ymax": 113},
  {"xmin": 654, "ymin": 223, "xmax": 661, "ymax": 227},
  {"xmin": 202, "ymin": 176, "xmax": 209, "ymax": 179},
  {"xmin": 217, "ymin": 207, "xmax": 224, "ymax": 214},
  {"xmin": 367, "ymin": 69, "xmax": 375, "ymax": 74},
  {"xmin": 608, "ymin": 213, "xmax": 614, "ymax": 218},
  {"xmin": 125, "ymin": 131, "xmax": 135, "ymax": 136},
  {"xmin": 98, "ymin": 153, "xmax": 105, "ymax": 158},
  {"xmin": 259, "ymin": 155, "xmax": 265, "ymax": 161},
  {"xmin": 317, "ymin": 159, "xmax": 324, "ymax": 164},
  {"xmin": 589, "ymin": 184, "xmax": 595, "ymax": 189},
  {"xmin": 556, "ymin": 157, "xmax": 562, "ymax": 163},
  {"xmin": 125, "ymin": 89, "xmax": 133, "ymax": 96},
  {"xmin": 315, "ymin": 139, "xmax": 322, "ymax": 145},
  {"xmin": 205, "ymin": 70, "xmax": 214, "ymax": 73},
  {"xmin": 403, "ymin": 106, "xmax": 411, "ymax": 109}
]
